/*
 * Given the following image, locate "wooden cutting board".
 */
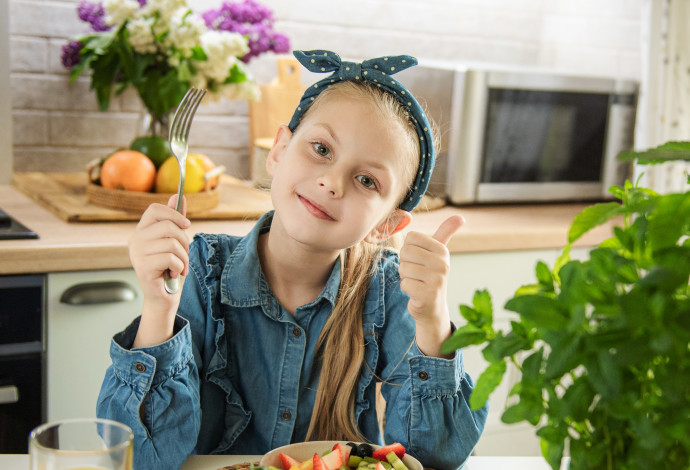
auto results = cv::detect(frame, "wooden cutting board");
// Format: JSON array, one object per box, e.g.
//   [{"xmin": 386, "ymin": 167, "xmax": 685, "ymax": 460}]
[{"xmin": 12, "ymin": 172, "xmax": 273, "ymax": 223}]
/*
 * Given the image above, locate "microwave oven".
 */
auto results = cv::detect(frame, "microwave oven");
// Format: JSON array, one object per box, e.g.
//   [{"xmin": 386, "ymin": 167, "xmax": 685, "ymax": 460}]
[{"xmin": 398, "ymin": 64, "xmax": 638, "ymax": 205}]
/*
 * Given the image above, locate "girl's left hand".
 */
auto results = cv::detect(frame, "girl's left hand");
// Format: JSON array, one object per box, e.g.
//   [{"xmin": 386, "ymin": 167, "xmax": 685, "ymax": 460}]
[{"xmin": 399, "ymin": 215, "xmax": 464, "ymax": 356}]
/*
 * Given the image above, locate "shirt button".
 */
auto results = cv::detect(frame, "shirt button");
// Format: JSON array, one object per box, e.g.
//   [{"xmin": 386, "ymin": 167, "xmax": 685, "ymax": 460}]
[
  {"xmin": 292, "ymin": 327, "xmax": 302, "ymax": 338},
  {"xmin": 281, "ymin": 410, "xmax": 292, "ymax": 421},
  {"xmin": 134, "ymin": 362, "xmax": 146, "ymax": 373},
  {"xmin": 417, "ymin": 371, "xmax": 429, "ymax": 381}
]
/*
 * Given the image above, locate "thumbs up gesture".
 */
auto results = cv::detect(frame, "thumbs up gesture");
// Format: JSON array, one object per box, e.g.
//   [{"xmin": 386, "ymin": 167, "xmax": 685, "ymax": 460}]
[{"xmin": 399, "ymin": 215, "xmax": 464, "ymax": 357}]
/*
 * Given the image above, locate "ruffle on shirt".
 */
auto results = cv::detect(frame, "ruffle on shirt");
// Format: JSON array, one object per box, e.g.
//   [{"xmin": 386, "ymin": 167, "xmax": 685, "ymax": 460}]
[
  {"xmin": 191, "ymin": 233, "xmax": 253, "ymax": 453},
  {"xmin": 193, "ymin": 233, "xmax": 228, "ymax": 384},
  {"xmin": 355, "ymin": 250, "xmax": 403, "ymax": 420}
]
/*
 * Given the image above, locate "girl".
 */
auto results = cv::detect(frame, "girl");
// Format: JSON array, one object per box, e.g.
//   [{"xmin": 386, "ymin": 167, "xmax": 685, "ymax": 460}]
[{"xmin": 97, "ymin": 50, "xmax": 488, "ymax": 470}]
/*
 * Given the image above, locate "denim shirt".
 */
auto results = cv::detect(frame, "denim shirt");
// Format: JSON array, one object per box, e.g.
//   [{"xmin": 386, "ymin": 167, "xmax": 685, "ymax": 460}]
[{"xmin": 97, "ymin": 212, "xmax": 488, "ymax": 470}]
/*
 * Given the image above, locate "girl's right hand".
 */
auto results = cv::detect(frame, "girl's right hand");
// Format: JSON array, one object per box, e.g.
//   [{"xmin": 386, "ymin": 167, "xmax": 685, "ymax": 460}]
[{"xmin": 129, "ymin": 195, "xmax": 191, "ymax": 347}]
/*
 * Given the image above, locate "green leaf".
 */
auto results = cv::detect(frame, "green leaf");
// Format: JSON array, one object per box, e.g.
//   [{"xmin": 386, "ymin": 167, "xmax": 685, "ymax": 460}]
[
  {"xmin": 561, "ymin": 377, "xmax": 594, "ymax": 422},
  {"xmin": 552, "ymin": 243, "xmax": 571, "ymax": 284},
  {"xmin": 481, "ymin": 332, "xmax": 530, "ymax": 363},
  {"xmin": 469, "ymin": 359, "xmax": 506, "ymax": 410},
  {"xmin": 638, "ymin": 266, "xmax": 688, "ymax": 293},
  {"xmin": 535, "ymin": 261, "xmax": 554, "ymax": 291},
  {"xmin": 190, "ymin": 45, "xmax": 207, "ymax": 61},
  {"xmin": 586, "ymin": 349, "xmax": 622, "ymax": 398},
  {"xmin": 544, "ymin": 332, "xmax": 582, "ymax": 379},
  {"xmin": 647, "ymin": 192, "xmax": 690, "ymax": 250},
  {"xmin": 459, "ymin": 305, "xmax": 481, "ymax": 324},
  {"xmin": 537, "ymin": 425, "xmax": 566, "ymax": 470},
  {"xmin": 557, "ymin": 261, "xmax": 589, "ymax": 309},
  {"xmin": 618, "ymin": 141, "xmax": 690, "ymax": 164},
  {"xmin": 501, "ymin": 396, "xmax": 543, "ymax": 425},
  {"xmin": 472, "ymin": 289, "xmax": 493, "ymax": 319},
  {"xmin": 513, "ymin": 283, "xmax": 542, "ymax": 296},
  {"xmin": 521, "ymin": 348, "xmax": 543, "ymax": 382},
  {"xmin": 568, "ymin": 202, "xmax": 623, "ymax": 243},
  {"xmin": 82, "ymin": 31, "xmax": 115, "ymax": 54},
  {"xmin": 505, "ymin": 295, "xmax": 568, "ymax": 330},
  {"xmin": 177, "ymin": 61, "xmax": 193, "ymax": 82},
  {"xmin": 89, "ymin": 51, "xmax": 121, "ymax": 111},
  {"xmin": 539, "ymin": 437, "xmax": 565, "ymax": 470},
  {"xmin": 224, "ymin": 61, "xmax": 250, "ymax": 84},
  {"xmin": 440, "ymin": 323, "xmax": 488, "ymax": 354}
]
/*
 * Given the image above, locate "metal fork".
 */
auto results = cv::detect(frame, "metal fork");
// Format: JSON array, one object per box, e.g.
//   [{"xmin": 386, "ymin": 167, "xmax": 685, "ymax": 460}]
[{"xmin": 164, "ymin": 87, "xmax": 206, "ymax": 294}]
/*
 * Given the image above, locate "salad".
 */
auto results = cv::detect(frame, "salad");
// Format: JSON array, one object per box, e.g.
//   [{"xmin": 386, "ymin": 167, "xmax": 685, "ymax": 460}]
[{"xmin": 258, "ymin": 442, "xmax": 410, "ymax": 470}]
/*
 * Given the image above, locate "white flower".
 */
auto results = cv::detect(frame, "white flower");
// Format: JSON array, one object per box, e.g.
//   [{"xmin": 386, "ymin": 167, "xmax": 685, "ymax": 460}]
[
  {"xmin": 140, "ymin": 0, "xmax": 187, "ymax": 18},
  {"xmin": 166, "ymin": 8, "xmax": 207, "ymax": 58},
  {"xmin": 218, "ymin": 81, "xmax": 261, "ymax": 102},
  {"xmin": 195, "ymin": 31, "xmax": 249, "ymax": 84},
  {"xmin": 126, "ymin": 18, "xmax": 157, "ymax": 54},
  {"xmin": 102, "ymin": 0, "xmax": 139, "ymax": 29}
]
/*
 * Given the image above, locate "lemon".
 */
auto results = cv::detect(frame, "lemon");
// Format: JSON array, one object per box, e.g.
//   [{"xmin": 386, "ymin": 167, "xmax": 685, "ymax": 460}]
[
  {"xmin": 155, "ymin": 156, "xmax": 205, "ymax": 194},
  {"xmin": 130, "ymin": 136, "xmax": 172, "ymax": 169},
  {"xmin": 188, "ymin": 153, "xmax": 218, "ymax": 188}
]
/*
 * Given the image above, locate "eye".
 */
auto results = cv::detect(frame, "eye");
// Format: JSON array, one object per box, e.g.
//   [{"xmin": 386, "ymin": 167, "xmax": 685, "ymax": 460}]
[
  {"xmin": 312, "ymin": 142, "xmax": 332, "ymax": 159},
  {"xmin": 356, "ymin": 175, "xmax": 378, "ymax": 190}
]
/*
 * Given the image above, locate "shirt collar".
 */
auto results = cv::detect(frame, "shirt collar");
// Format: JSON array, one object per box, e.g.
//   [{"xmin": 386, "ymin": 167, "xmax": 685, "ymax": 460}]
[{"xmin": 220, "ymin": 211, "xmax": 342, "ymax": 316}]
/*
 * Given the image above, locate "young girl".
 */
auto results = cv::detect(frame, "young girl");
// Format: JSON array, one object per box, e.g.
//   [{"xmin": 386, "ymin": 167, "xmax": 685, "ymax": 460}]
[{"xmin": 97, "ymin": 50, "xmax": 488, "ymax": 470}]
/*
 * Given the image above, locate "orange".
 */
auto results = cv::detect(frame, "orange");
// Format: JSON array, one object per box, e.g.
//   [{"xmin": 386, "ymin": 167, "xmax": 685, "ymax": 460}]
[{"xmin": 100, "ymin": 150, "xmax": 156, "ymax": 192}]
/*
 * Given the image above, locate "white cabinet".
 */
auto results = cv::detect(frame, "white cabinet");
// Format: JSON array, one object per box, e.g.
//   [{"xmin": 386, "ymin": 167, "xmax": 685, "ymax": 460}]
[
  {"xmin": 46, "ymin": 269, "xmax": 142, "ymax": 421},
  {"xmin": 448, "ymin": 247, "xmax": 589, "ymax": 456}
]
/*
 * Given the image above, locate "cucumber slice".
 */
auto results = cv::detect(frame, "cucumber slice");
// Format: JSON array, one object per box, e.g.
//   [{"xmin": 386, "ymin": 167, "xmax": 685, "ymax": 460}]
[
  {"xmin": 349, "ymin": 456, "xmax": 363, "ymax": 468},
  {"xmin": 385, "ymin": 452, "xmax": 408, "ymax": 470}
]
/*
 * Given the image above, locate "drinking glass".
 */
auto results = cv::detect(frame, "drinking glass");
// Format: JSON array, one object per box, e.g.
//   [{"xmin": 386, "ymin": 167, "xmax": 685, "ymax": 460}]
[{"xmin": 29, "ymin": 418, "xmax": 133, "ymax": 470}]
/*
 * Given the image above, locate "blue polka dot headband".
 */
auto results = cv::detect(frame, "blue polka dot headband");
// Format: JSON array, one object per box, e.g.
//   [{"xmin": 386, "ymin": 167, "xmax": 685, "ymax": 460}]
[{"xmin": 288, "ymin": 50, "xmax": 435, "ymax": 211}]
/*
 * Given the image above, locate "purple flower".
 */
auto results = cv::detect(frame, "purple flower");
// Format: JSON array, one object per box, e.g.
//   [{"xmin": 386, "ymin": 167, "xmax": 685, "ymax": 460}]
[
  {"xmin": 77, "ymin": 0, "xmax": 110, "ymax": 32},
  {"xmin": 60, "ymin": 40, "xmax": 84, "ymax": 68},
  {"xmin": 270, "ymin": 32, "xmax": 290, "ymax": 54},
  {"xmin": 203, "ymin": 0, "xmax": 290, "ymax": 63}
]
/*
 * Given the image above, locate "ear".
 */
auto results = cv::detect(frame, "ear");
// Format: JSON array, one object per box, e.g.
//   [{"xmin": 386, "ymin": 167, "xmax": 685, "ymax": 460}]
[
  {"xmin": 266, "ymin": 124, "xmax": 293, "ymax": 176},
  {"xmin": 364, "ymin": 209, "xmax": 412, "ymax": 244}
]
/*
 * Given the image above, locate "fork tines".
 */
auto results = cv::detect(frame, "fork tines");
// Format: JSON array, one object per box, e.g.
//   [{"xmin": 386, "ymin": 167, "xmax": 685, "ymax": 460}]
[{"xmin": 170, "ymin": 88, "xmax": 207, "ymax": 142}]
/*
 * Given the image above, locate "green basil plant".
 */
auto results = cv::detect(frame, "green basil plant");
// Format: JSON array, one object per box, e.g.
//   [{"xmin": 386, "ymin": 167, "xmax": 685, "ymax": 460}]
[{"xmin": 442, "ymin": 142, "xmax": 690, "ymax": 470}]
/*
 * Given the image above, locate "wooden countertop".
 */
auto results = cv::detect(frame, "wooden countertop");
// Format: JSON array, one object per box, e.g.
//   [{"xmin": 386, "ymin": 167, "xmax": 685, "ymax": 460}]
[{"xmin": 0, "ymin": 183, "xmax": 616, "ymax": 275}]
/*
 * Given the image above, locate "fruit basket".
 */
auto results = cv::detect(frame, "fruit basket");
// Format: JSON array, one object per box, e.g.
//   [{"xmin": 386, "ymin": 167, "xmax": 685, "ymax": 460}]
[
  {"xmin": 86, "ymin": 181, "xmax": 221, "ymax": 214},
  {"xmin": 86, "ymin": 159, "xmax": 224, "ymax": 215}
]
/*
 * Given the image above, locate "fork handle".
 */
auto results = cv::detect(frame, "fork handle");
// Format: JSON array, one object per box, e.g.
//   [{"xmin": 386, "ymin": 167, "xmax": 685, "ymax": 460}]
[
  {"xmin": 164, "ymin": 163, "xmax": 186, "ymax": 294},
  {"xmin": 164, "ymin": 273, "xmax": 180, "ymax": 294}
]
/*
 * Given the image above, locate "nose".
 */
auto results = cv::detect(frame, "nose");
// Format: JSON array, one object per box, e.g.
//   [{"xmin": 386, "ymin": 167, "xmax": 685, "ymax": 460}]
[{"xmin": 317, "ymin": 170, "xmax": 344, "ymax": 198}]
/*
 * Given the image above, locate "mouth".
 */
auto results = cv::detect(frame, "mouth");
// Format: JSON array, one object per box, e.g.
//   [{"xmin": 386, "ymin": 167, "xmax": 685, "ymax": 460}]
[{"xmin": 298, "ymin": 195, "xmax": 336, "ymax": 221}]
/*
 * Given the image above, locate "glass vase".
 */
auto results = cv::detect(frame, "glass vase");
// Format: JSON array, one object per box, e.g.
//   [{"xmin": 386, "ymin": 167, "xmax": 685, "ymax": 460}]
[
  {"xmin": 132, "ymin": 109, "xmax": 173, "ymax": 169},
  {"xmin": 136, "ymin": 109, "xmax": 171, "ymax": 140}
]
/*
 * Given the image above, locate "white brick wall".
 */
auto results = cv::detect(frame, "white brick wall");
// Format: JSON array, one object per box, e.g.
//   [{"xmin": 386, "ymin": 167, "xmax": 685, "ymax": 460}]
[{"xmin": 9, "ymin": 0, "xmax": 643, "ymax": 177}]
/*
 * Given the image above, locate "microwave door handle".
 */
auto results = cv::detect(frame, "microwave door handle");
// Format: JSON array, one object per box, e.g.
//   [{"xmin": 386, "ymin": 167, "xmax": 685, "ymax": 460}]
[{"xmin": 0, "ymin": 385, "xmax": 19, "ymax": 404}]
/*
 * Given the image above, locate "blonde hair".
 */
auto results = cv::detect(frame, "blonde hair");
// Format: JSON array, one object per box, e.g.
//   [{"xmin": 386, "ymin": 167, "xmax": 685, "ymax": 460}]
[{"xmin": 297, "ymin": 80, "xmax": 434, "ymax": 441}]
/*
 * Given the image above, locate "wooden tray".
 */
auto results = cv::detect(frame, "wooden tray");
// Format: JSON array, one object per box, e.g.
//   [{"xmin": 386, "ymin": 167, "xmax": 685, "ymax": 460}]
[
  {"xmin": 86, "ymin": 181, "xmax": 220, "ymax": 214},
  {"xmin": 13, "ymin": 172, "xmax": 273, "ymax": 222}
]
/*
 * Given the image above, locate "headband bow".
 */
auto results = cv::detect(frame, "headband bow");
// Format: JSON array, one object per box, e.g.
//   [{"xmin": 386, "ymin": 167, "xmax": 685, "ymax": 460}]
[{"xmin": 288, "ymin": 50, "xmax": 435, "ymax": 212}]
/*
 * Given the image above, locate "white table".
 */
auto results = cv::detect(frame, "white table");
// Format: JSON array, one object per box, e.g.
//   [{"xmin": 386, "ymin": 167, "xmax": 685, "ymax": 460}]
[{"xmin": 1, "ymin": 454, "xmax": 563, "ymax": 469}]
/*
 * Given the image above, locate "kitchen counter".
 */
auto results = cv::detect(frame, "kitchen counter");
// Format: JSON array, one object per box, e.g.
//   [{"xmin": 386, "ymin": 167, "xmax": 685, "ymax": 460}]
[
  {"xmin": 1, "ymin": 454, "xmax": 566, "ymax": 470},
  {"xmin": 0, "ymin": 183, "xmax": 617, "ymax": 274}
]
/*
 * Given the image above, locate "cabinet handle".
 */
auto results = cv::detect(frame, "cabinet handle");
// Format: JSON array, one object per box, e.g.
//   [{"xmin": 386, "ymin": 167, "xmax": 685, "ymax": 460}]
[
  {"xmin": 0, "ymin": 385, "xmax": 19, "ymax": 404},
  {"xmin": 59, "ymin": 281, "xmax": 137, "ymax": 305}
]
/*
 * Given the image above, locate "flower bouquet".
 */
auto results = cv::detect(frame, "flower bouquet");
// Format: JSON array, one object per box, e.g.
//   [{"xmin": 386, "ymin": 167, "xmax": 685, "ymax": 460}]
[
  {"xmin": 62, "ymin": 0, "xmax": 290, "ymax": 139},
  {"xmin": 61, "ymin": 0, "xmax": 289, "ymax": 211}
]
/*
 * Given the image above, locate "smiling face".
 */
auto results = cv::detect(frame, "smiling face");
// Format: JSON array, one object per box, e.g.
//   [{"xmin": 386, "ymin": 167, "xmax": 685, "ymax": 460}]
[{"xmin": 266, "ymin": 84, "xmax": 418, "ymax": 254}]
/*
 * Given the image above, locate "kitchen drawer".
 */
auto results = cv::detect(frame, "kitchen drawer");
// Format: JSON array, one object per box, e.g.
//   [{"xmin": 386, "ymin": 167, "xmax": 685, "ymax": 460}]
[{"xmin": 47, "ymin": 270, "xmax": 142, "ymax": 421}]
